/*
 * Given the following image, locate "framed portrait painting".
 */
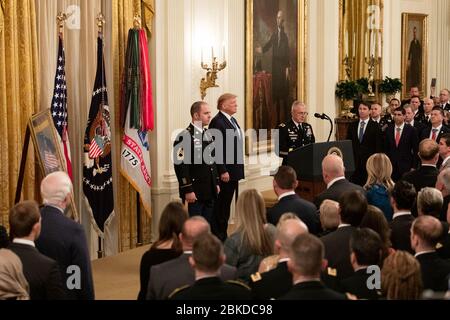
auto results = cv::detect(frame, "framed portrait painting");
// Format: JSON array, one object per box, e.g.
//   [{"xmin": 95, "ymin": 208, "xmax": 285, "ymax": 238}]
[
  {"xmin": 401, "ymin": 13, "xmax": 428, "ymax": 99},
  {"xmin": 245, "ymin": 0, "xmax": 307, "ymax": 153}
]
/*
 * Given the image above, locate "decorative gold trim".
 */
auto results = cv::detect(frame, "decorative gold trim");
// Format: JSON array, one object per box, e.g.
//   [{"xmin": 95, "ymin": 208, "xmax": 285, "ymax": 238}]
[{"xmin": 0, "ymin": 0, "xmax": 4, "ymax": 33}]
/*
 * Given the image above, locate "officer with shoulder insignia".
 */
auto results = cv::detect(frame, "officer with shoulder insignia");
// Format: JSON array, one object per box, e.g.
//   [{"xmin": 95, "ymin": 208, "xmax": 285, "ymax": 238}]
[
  {"xmin": 169, "ymin": 233, "xmax": 251, "ymax": 300},
  {"xmin": 278, "ymin": 101, "xmax": 315, "ymax": 165},
  {"xmin": 173, "ymin": 101, "xmax": 220, "ymax": 228}
]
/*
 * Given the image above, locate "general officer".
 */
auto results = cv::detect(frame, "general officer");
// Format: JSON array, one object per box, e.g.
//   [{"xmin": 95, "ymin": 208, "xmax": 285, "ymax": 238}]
[
  {"xmin": 173, "ymin": 101, "xmax": 220, "ymax": 228},
  {"xmin": 278, "ymin": 101, "xmax": 315, "ymax": 165}
]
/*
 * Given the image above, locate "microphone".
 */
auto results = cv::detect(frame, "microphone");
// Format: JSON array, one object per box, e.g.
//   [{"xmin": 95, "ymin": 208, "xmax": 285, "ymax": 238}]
[{"xmin": 314, "ymin": 113, "xmax": 329, "ymax": 120}]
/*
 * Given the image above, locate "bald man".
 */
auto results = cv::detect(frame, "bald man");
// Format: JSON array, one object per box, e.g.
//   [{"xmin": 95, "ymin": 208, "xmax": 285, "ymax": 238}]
[
  {"xmin": 35, "ymin": 171, "xmax": 94, "ymax": 300},
  {"xmin": 313, "ymin": 154, "xmax": 365, "ymax": 208}
]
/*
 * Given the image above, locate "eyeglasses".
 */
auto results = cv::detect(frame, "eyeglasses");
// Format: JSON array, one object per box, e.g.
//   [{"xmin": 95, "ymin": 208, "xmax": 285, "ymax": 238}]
[{"xmin": 298, "ymin": 112, "xmax": 308, "ymax": 116}]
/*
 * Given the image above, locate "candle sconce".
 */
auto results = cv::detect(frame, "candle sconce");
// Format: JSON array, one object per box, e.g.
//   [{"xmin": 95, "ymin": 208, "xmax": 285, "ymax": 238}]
[
  {"xmin": 364, "ymin": 54, "xmax": 379, "ymax": 97},
  {"xmin": 199, "ymin": 52, "xmax": 227, "ymax": 100},
  {"xmin": 343, "ymin": 54, "xmax": 355, "ymax": 80}
]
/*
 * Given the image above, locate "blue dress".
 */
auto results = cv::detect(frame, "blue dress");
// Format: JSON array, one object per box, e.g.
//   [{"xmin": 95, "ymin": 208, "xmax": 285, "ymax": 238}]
[{"xmin": 366, "ymin": 184, "xmax": 393, "ymax": 221}]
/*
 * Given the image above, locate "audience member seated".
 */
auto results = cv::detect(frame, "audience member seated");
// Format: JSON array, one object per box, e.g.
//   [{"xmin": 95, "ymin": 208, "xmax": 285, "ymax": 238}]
[
  {"xmin": 267, "ymin": 166, "xmax": 319, "ymax": 234},
  {"xmin": 250, "ymin": 217, "xmax": 308, "ymax": 299},
  {"xmin": 389, "ymin": 181, "xmax": 416, "ymax": 253},
  {"xmin": 0, "ymin": 225, "xmax": 8, "ymax": 248},
  {"xmin": 340, "ymin": 228, "xmax": 383, "ymax": 300},
  {"xmin": 138, "ymin": 201, "xmax": 188, "ymax": 300},
  {"xmin": 360, "ymin": 205, "xmax": 394, "ymax": 265},
  {"xmin": 146, "ymin": 216, "xmax": 236, "ymax": 300},
  {"xmin": 381, "ymin": 251, "xmax": 423, "ymax": 300},
  {"xmin": 318, "ymin": 200, "xmax": 339, "ymax": 237},
  {"xmin": 279, "ymin": 233, "xmax": 346, "ymax": 300},
  {"xmin": 411, "ymin": 216, "xmax": 450, "ymax": 292},
  {"xmin": 435, "ymin": 168, "xmax": 450, "ymax": 221},
  {"xmin": 364, "ymin": 153, "xmax": 395, "ymax": 221},
  {"xmin": 224, "ymin": 189, "xmax": 276, "ymax": 282},
  {"xmin": 314, "ymin": 154, "xmax": 365, "ymax": 208},
  {"xmin": 0, "ymin": 248, "xmax": 29, "ymax": 300},
  {"xmin": 35, "ymin": 171, "xmax": 94, "ymax": 300},
  {"xmin": 417, "ymin": 187, "xmax": 443, "ymax": 218},
  {"xmin": 321, "ymin": 190, "xmax": 367, "ymax": 282},
  {"xmin": 8, "ymin": 200, "xmax": 65, "ymax": 300},
  {"xmin": 169, "ymin": 233, "xmax": 251, "ymax": 300},
  {"xmin": 401, "ymin": 139, "xmax": 439, "ymax": 192}
]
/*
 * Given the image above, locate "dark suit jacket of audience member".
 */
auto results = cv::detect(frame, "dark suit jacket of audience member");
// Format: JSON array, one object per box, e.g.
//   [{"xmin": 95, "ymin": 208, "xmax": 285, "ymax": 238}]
[
  {"xmin": 346, "ymin": 119, "xmax": 383, "ymax": 185},
  {"xmin": 267, "ymin": 194, "xmax": 319, "ymax": 234},
  {"xmin": 138, "ymin": 247, "xmax": 181, "ymax": 300},
  {"xmin": 250, "ymin": 261, "xmax": 292, "ymax": 300},
  {"xmin": 411, "ymin": 120, "xmax": 426, "ymax": 139},
  {"xmin": 321, "ymin": 226, "xmax": 356, "ymax": 281},
  {"xmin": 35, "ymin": 205, "xmax": 94, "ymax": 300},
  {"xmin": 9, "ymin": 242, "xmax": 66, "ymax": 300},
  {"xmin": 415, "ymin": 251, "xmax": 450, "ymax": 292},
  {"xmin": 340, "ymin": 268, "xmax": 381, "ymax": 300},
  {"xmin": 279, "ymin": 280, "xmax": 346, "ymax": 300},
  {"xmin": 401, "ymin": 165, "xmax": 439, "ymax": 192},
  {"xmin": 169, "ymin": 276, "xmax": 251, "ymax": 300},
  {"xmin": 314, "ymin": 179, "xmax": 366, "ymax": 208},
  {"xmin": 437, "ymin": 232, "xmax": 450, "ymax": 259},
  {"xmin": 146, "ymin": 253, "xmax": 237, "ymax": 300},
  {"xmin": 420, "ymin": 125, "xmax": 450, "ymax": 143},
  {"xmin": 389, "ymin": 214, "xmax": 414, "ymax": 253},
  {"xmin": 0, "ymin": 225, "xmax": 8, "ymax": 248},
  {"xmin": 384, "ymin": 123, "xmax": 419, "ymax": 181}
]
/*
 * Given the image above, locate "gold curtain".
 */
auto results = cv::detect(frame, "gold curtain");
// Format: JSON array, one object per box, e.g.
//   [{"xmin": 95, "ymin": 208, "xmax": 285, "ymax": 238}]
[
  {"xmin": 112, "ymin": 0, "xmax": 154, "ymax": 251},
  {"xmin": 0, "ymin": 0, "xmax": 39, "ymax": 226}
]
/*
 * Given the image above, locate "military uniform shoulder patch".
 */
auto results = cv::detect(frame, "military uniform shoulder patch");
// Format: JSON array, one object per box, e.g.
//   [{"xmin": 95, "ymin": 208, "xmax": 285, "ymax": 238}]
[
  {"xmin": 327, "ymin": 267, "xmax": 337, "ymax": 277},
  {"xmin": 168, "ymin": 284, "xmax": 190, "ymax": 299},
  {"xmin": 250, "ymin": 272, "xmax": 262, "ymax": 283},
  {"xmin": 279, "ymin": 123, "xmax": 286, "ymax": 128},
  {"xmin": 226, "ymin": 280, "xmax": 251, "ymax": 290},
  {"xmin": 176, "ymin": 147, "xmax": 184, "ymax": 161}
]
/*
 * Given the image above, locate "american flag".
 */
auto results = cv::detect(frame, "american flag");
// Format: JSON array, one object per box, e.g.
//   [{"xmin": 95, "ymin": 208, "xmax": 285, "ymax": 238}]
[
  {"xmin": 43, "ymin": 150, "xmax": 59, "ymax": 171},
  {"xmin": 88, "ymin": 135, "xmax": 104, "ymax": 159},
  {"xmin": 50, "ymin": 35, "xmax": 72, "ymax": 179}
]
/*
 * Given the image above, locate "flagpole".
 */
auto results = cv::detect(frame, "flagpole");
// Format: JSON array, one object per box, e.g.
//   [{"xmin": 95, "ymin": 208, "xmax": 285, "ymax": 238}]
[{"xmin": 137, "ymin": 192, "xmax": 142, "ymax": 246}]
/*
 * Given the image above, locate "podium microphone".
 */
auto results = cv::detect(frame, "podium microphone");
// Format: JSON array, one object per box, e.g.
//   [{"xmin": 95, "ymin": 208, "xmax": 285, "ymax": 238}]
[
  {"xmin": 314, "ymin": 113, "xmax": 333, "ymax": 142},
  {"xmin": 314, "ymin": 113, "xmax": 326, "ymax": 120}
]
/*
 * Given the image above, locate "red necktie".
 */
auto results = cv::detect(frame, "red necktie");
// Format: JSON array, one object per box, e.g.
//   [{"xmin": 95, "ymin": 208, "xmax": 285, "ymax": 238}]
[
  {"xmin": 432, "ymin": 128, "xmax": 438, "ymax": 141},
  {"xmin": 395, "ymin": 128, "xmax": 401, "ymax": 147}
]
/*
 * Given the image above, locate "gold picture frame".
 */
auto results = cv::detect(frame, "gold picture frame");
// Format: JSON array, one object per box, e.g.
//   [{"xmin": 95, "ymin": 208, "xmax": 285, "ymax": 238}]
[
  {"xmin": 29, "ymin": 109, "xmax": 79, "ymax": 221},
  {"xmin": 245, "ymin": 0, "xmax": 307, "ymax": 154},
  {"xmin": 401, "ymin": 13, "xmax": 428, "ymax": 99}
]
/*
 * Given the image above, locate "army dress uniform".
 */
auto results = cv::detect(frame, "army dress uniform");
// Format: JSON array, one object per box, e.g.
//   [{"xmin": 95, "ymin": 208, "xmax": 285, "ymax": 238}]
[
  {"xmin": 173, "ymin": 124, "xmax": 219, "ymax": 226},
  {"xmin": 278, "ymin": 119, "xmax": 315, "ymax": 165}
]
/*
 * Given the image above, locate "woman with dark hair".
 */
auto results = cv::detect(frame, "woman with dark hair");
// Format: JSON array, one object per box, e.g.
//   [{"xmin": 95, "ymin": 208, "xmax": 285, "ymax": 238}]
[{"xmin": 137, "ymin": 201, "xmax": 188, "ymax": 300}]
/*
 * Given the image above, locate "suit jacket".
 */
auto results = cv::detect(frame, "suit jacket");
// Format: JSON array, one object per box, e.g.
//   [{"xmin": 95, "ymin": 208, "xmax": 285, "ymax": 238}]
[
  {"xmin": 9, "ymin": 242, "xmax": 66, "ymax": 300},
  {"xmin": 314, "ymin": 179, "xmax": 366, "ymax": 208},
  {"xmin": 401, "ymin": 165, "xmax": 439, "ymax": 192},
  {"xmin": 267, "ymin": 194, "xmax": 319, "ymax": 234},
  {"xmin": 384, "ymin": 123, "xmax": 419, "ymax": 180},
  {"xmin": 173, "ymin": 124, "xmax": 219, "ymax": 201},
  {"xmin": 35, "ymin": 205, "xmax": 94, "ymax": 300},
  {"xmin": 439, "ymin": 102, "xmax": 450, "ymax": 112},
  {"xmin": 321, "ymin": 226, "xmax": 356, "ymax": 280},
  {"xmin": 340, "ymin": 268, "xmax": 381, "ymax": 300},
  {"xmin": 410, "ymin": 120, "xmax": 426, "ymax": 138},
  {"xmin": 279, "ymin": 280, "xmax": 346, "ymax": 300},
  {"xmin": 437, "ymin": 232, "xmax": 450, "ymax": 259},
  {"xmin": 420, "ymin": 125, "xmax": 450, "ymax": 143},
  {"xmin": 346, "ymin": 119, "xmax": 383, "ymax": 185},
  {"xmin": 390, "ymin": 214, "xmax": 414, "ymax": 253},
  {"xmin": 208, "ymin": 112, "xmax": 245, "ymax": 181},
  {"xmin": 415, "ymin": 251, "xmax": 450, "ymax": 292},
  {"xmin": 170, "ymin": 276, "xmax": 251, "ymax": 300},
  {"xmin": 250, "ymin": 261, "xmax": 292, "ymax": 300},
  {"xmin": 147, "ymin": 253, "xmax": 237, "ymax": 300}
]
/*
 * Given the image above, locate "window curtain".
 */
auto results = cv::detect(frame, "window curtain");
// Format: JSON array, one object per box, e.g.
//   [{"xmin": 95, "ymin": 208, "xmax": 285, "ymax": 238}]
[{"xmin": 0, "ymin": 0, "xmax": 39, "ymax": 226}]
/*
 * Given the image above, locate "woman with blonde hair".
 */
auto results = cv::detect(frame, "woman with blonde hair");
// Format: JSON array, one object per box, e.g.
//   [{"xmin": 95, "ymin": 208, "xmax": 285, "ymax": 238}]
[
  {"xmin": 224, "ymin": 189, "xmax": 276, "ymax": 281},
  {"xmin": 0, "ymin": 248, "xmax": 29, "ymax": 300},
  {"xmin": 364, "ymin": 153, "xmax": 395, "ymax": 221}
]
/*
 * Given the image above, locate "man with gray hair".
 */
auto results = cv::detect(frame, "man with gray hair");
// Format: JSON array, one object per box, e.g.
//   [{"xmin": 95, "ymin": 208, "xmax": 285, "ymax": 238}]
[
  {"xmin": 35, "ymin": 171, "xmax": 94, "ymax": 300},
  {"xmin": 417, "ymin": 187, "xmax": 443, "ymax": 218},
  {"xmin": 250, "ymin": 215, "xmax": 308, "ymax": 299},
  {"xmin": 277, "ymin": 101, "xmax": 315, "ymax": 165}
]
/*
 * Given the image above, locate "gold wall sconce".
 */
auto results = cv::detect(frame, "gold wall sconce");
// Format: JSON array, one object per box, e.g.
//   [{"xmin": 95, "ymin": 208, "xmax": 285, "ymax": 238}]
[{"xmin": 200, "ymin": 47, "xmax": 227, "ymax": 100}]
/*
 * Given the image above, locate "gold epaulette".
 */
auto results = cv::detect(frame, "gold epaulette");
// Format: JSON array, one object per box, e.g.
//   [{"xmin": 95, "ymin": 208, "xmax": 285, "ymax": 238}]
[
  {"xmin": 327, "ymin": 267, "xmax": 337, "ymax": 277},
  {"xmin": 226, "ymin": 280, "xmax": 251, "ymax": 291},
  {"xmin": 250, "ymin": 272, "xmax": 262, "ymax": 283},
  {"xmin": 168, "ymin": 284, "xmax": 190, "ymax": 299}
]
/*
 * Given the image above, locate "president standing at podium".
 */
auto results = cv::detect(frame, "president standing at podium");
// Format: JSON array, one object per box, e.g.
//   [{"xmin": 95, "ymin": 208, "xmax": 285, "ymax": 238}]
[{"xmin": 278, "ymin": 101, "xmax": 315, "ymax": 165}]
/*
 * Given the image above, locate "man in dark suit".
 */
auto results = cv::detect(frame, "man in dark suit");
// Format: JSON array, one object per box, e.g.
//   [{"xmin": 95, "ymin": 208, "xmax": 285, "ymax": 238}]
[
  {"xmin": 421, "ymin": 98, "xmax": 434, "ymax": 126},
  {"xmin": 147, "ymin": 216, "xmax": 236, "ymax": 300},
  {"xmin": 411, "ymin": 215, "xmax": 450, "ymax": 292},
  {"xmin": 169, "ymin": 233, "xmax": 251, "ymax": 300},
  {"xmin": 8, "ymin": 200, "xmax": 66, "ymax": 300},
  {"xmin": 314, "ymin": 154, "xmax": 365, "ymax": 208},
  {"xmin": 438, "ymin": 133, "xmax": 450, "ymax": 172},
  {"xmin": 437, "ymin": 89, "xmax": 450, "ymax": 111},
  {"xmin": 401, "ymin": 138, "xmax": 439, "ymax": 192},
  {"xmin": 420, "ymin": 106, "xmax": 450, "ymax": 143},
  {"xmin": 35, "ymin": 171, "xmax": 94, "ymax": 300},
  {"xmin": 389, "ymin": 180, "xmax": 416, "ymax": 253},
  {"xmin": 250, "ymin": 218, "xmax": 308, "ymax": 299},
  {"xmin": 404, "ymin": 104, "xmax": 426, "ymax": 137},
  {"xmin": 321, "ymin": 190, "xmax": 367, "ymax": 282},
  {"xmin": 208, "ymin": 93, "xmax": 245, "ymax": 241},
  {"xmin": 384, "ymin": 107, "xmax": 419, "ymax": 181},
  {"xmin": 277, "ymin": 101, "xmax": 315, "ymax": 165},
  {"xmin": 401, "ymin": 86, "xmax": 424, "ymax": 113},
  {"xmin": 346, "ymin": 102, "xmax": 383, "ymax": 185},
  {"xmin": 279, "ymin": 233, "xmax": 346, "ymax": 300},
  {"xmin": 173, "ymin": 101, "xmax": 219, "ymax": 229},
  {"xmin": 381, "ymin": 98, "xmax": 400, "ymax": 127},
  {"xmin": 340, "ymin": 228, "xmax": 382, "ymax": 300},
  {"xmin": 267, "ymin": 166, "xmax": 319, "ymax": 234}
]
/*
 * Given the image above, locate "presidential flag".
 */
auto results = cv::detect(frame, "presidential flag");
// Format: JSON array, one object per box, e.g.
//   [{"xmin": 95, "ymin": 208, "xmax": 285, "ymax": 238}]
[
  {"xmin": 120, "ymin": 29, "xmax": 153, "ymax": 215},
  {"xmin": 50, "ymin": 35, "xmax": 72, "ymax": 179},
  {"xmin": 83, "ymin": 36, "xmax": 114, "ymax": 234}
]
